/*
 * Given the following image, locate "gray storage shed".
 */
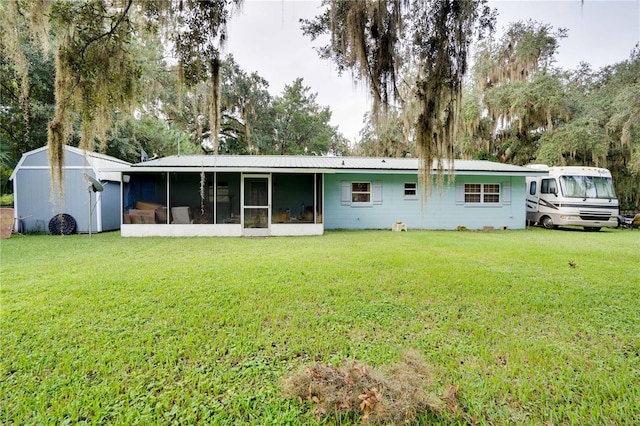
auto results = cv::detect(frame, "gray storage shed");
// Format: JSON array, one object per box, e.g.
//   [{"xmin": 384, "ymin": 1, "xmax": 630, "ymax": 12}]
[{"xmin": 9, "ymin": 145, "xmax": 130, "ymax": 234}]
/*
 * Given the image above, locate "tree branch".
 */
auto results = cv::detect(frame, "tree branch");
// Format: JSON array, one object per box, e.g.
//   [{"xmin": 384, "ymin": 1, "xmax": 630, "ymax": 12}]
[{"xmin": 79, "ymin": 0, "xmax": 134, "ymax": 61}]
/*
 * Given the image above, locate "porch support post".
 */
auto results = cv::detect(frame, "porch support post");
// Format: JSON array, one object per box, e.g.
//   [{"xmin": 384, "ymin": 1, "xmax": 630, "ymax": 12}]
[
  {"xmin": 213, "ymin": 172, "xmax": 217, "ymax": 225},
  {"xmin": 166, "ymin": 172, "xmax": 170, "ymax": 224}
]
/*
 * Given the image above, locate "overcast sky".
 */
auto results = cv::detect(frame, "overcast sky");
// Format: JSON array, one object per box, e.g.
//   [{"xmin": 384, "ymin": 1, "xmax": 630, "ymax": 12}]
[{"xmin": 225, "ymin": 0, "xmax": 640, "ymax": 142}]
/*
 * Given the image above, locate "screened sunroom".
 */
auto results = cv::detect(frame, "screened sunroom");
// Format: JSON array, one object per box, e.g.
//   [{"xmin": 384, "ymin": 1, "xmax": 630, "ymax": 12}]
[{"xmin": 121, "ymin": 156, "xmax": 325, "ymax": 236}]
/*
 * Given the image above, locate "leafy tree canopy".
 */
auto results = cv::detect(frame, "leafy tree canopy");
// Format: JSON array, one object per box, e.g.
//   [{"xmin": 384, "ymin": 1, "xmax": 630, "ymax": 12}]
[
  {"xmin": 2, "ymin": 0, "xmax": 242, "ymax": 193},
  {"xmin": 273, "ymin": 78, "xmax": 337, "ymax": 156},
  {"xmin": 219, "ymin": 55, "xmax": 274, "ymax": 154},
  {"xmin": 461, "ymin": 20, "xmax": 639, "ymax": 210},
  {"xmin": 303, "ymin": 0, "xmax": 495, "ymax": 194}
]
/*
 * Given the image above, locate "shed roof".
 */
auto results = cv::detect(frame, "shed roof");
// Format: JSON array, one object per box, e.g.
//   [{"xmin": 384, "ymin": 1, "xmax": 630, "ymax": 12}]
[
  {"xmin": 129, "ymin": 155, "xmax": 545, "ymax": 176},
  {"xmin": 10, "ymin": 145, "xmax": 130, "ymax": 182}
]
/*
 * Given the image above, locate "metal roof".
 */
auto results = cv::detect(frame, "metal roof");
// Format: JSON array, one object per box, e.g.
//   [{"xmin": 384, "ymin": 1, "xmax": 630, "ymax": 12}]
[
  {"xmin": 10, "ymin": 145, "xmax": 131, "ymax": 182},
  {"xmin": 128, "ymin": 155, "xmax": 545, "ymax": 176}
]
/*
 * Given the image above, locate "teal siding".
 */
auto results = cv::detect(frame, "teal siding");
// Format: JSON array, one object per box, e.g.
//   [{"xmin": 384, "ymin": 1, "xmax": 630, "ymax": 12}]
[{"xmin": 324, "ymin": 173, "xmax": 527, "ymax": 230}]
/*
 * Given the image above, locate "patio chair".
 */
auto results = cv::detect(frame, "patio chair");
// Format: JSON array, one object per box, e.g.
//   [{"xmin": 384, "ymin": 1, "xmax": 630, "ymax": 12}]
[
  {"xmin": 171, "ymin": 206, "xmax": 193, "ymax": 224},
  {"xmin": 618, "ymin": 213, "xmax": 640, "ymax": 229}
]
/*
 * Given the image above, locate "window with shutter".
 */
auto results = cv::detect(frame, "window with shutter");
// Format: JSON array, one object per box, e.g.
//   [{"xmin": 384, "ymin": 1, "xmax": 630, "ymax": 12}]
[
  {"xmin": 351, "ymin": 182, "xmax": 371, "ymax": 203},
  {"xmin": 342, "ymin": 181, "xmax": 381, "ymax": 206},
  {"xmin": 460, "ymin": 183, "xmax": 501, "ymax": 205}
]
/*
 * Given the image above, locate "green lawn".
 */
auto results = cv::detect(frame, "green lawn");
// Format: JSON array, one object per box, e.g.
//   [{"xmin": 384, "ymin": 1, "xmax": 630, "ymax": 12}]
[{"xmin": 1, "ymin": 228, "xmax": 639, "ymax": 425}]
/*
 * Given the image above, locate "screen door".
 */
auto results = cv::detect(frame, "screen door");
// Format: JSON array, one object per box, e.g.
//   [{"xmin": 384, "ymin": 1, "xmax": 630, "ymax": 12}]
[{"xmin": 242, "ymin": 175, "xmax": 270, "ymax": 236}]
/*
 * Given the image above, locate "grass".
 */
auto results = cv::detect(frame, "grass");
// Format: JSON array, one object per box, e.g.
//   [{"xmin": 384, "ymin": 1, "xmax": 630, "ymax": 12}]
[{"xmin": 1, "ymin": 228, "xmax": 639, "ymax": 425}]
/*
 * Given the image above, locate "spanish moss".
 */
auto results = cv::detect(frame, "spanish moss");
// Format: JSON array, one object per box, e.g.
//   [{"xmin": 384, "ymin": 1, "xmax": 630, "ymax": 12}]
[{"xmin": 303, "ymin": 0, "xmax": 494, "ymax": 199}]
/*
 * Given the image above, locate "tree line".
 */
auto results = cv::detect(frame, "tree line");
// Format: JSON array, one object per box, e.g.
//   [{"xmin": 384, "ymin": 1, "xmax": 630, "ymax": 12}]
[
  {"xmin": 352, "ymin": 20, "xmax": 639, "ymax": 210},
  {"xmin": 1, "ymin": 19, "xmax": 347, "ymax": 190},
  {"xmin": 1, "ymin": 1, "xmax": 638, "ymax": 209}
]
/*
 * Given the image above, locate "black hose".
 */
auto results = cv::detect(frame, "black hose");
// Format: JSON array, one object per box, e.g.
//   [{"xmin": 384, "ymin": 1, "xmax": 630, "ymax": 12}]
[{"xmin": 48, "ymin": 213, "xmax": 77, "ymax": 235}]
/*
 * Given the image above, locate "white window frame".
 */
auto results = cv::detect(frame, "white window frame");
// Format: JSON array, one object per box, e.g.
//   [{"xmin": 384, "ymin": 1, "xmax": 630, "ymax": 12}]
[
  {"xmin": 464, "ymin": 183, "xmax": 501, "ymax": 204},
  {"xmin": 404, "ymin": 182, "xmax": 418, "ymax": 199},
  {"xmin": 351, "ymin": 182, "xmax": 372, "ymax": 205},
  {"xmin": 341, "ymin": 180, "xmax": 383, "ymax": 206}
]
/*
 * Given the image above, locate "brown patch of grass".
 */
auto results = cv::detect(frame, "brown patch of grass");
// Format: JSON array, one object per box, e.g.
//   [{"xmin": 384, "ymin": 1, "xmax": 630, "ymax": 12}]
[{"xmin": 281, "ymin": 350, "xmax": 448, "ymax": 423}]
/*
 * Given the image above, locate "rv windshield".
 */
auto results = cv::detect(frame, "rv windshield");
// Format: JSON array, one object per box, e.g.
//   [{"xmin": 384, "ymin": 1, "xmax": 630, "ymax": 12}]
[{"xmin": 559, "ymin": 175, "xmax": 616, "ymax": 199}]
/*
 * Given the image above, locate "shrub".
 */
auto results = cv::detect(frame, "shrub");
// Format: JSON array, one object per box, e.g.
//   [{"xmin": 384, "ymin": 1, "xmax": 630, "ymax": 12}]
[
  {"xmin": 0, "ymin": 194, "xmax": 13, "ymax": 207},
  {"xmin": 0, "ymin": 193, "xmax": 13, "ymax": 206}
]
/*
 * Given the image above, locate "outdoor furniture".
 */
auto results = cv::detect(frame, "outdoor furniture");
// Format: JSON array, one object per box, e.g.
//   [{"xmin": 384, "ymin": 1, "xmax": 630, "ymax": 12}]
[
  {"xmin": 128, "ymin": 209, "xmax": 156, "ymax": 224},
  {"xmin": 135, "ymin": 201, "xmax": 167, "ymax": 223},
  {"xmin": 171, "ymin": 207, "xmax": 193, "ymax": 224},
  {"xmin": 618, "ymin": 213, "xmax": 640, "ymax": 229}
]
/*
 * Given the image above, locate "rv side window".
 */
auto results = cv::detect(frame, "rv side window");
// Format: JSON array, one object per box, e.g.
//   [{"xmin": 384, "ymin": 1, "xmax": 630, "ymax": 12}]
[
  {"xmin": 529, "ymin": 181, "xmax": 537, "ymax": 195},
  {"xmin": 541, "ymin": 179, "xmax": 557, "ymax": 194}
]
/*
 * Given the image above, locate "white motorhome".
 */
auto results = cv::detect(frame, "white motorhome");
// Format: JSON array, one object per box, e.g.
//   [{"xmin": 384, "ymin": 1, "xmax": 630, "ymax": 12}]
[{"xmin": 526, "ymin": 165, "xmax": 618, "ymax": 231}]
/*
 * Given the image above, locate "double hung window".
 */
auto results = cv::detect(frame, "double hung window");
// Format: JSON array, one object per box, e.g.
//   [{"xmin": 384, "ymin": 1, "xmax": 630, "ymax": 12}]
[
  {"xmin": 464, "ymin": 183, "xmax": 500, "ymax": 204},
  {"xmin": 351, "ymin": 182, "xmax": 371, "ymax": 203}
]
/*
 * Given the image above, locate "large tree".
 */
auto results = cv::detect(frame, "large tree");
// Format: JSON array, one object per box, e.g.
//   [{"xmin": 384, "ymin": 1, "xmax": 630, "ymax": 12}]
[
  {"xmin": 0, "ymin": 9, "xmax": 55, "ymax": 192},
  {"xmin": 354, "ymin": 62, "xmax": 421, "ymax": 158},
  {"xmin": 219, "ymin": 55, "xmax": 274, "ymax": 154},
  {"xmin": 272, "ymin": 78, "xmax": 336, "ymax": 155},
  {"xmin": 462, "ymin": 20, "xmax": 569, "ymax": 164},
  {"xmin": 302, "ymin": 0, "xmax": 495, "ymax": 193},
  {"xmin": 1, "ymin": 0, "xmax": 242, "ymax": 192},
  {"xmin": 536, "ymin": 52, "xmax": 640, "ymax": 210},
  {"xmin": 355, "ymin": 110, "xmax": 415, "ymax": 157}
]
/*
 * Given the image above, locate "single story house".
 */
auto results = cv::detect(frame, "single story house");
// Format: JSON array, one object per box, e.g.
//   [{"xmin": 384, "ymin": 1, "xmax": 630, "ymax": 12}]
[
  {"xmin": 121, "ymin": 155, "xmax": 545, "ymax": 237},
  {"xmin": 10, "ymin": 145, "xmax": 130, "ymax": 234}
]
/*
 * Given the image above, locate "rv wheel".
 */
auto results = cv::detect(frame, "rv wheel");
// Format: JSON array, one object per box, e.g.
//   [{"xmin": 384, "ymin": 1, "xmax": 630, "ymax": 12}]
[{"xmin": 540, "ymin": 216, "xmax": 554, "ymax": 229}]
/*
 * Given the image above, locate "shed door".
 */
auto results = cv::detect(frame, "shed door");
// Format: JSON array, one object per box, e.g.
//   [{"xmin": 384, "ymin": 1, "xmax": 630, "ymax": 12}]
[{"xmin": 242, "ymin": 174, "xmax": 270, "ymax": 236}]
